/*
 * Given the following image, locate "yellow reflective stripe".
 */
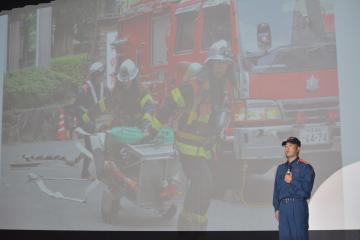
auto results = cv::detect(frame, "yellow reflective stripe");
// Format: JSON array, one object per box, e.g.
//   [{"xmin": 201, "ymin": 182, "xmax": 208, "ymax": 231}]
[
  {"xmin": 193, "ymin": 212, "xmax": 208, "ymax": 224},
  {"xmin": 198, "ymin": 114, "xmax": 210, "ymax": 123},
  {"xmin": 143, "ymin": 112, "xmax": 152, "ymax": 122},
  {"xmin": 98, "ymin": 98, "xmax": 107, "ymax": 112},
  {"xmin": 180, "ymin": 209, "xmax": 208, "ymax": 224},
  {"xmin": 151, "ymin": 115, "xmax": 163, "ymax": 131},
  {"xmin": 171, "ymin": 88, "xmax": 185, "ymax": 108},
  {"xmin": 143, "ymin": 113, "xmax": 163, "ymax": 131},
  {"xmin": 176, "ymin": 141, "xmax": 211, "ymax": 159},
  {"xmin": 176, "ymin": 130, "xmax": 206, "ymax": 142},
  {"xmin": 140, "ymin": 94, "xmax": 153, "ymax": 109},
  {"xmin": 186, "ymin": 110, "xmax": 197, "ymax": 125},
  {"xmin": 82, "ymin": 112, "xmax": 90, "ymax": 123}
]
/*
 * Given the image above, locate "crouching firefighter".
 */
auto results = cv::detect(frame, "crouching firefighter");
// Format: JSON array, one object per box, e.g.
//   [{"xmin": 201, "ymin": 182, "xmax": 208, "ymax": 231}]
[
  {"xmin": 74, "ymin": 61, "xmax": 110, "ymax": 179},
  {"xmin": 148, "ymin": 40, "xmax": 235, "ymax": 230},
  {"xmin": 103, "ymin": 58, "xmax": 156, "ymax": 158},
  {"xmin": 109, "ymin": 58, "xmax": 156, "ymax": 133},
  {"xmin": 100, "ymin": 58, "xmax": 156, "ymax": 173}
]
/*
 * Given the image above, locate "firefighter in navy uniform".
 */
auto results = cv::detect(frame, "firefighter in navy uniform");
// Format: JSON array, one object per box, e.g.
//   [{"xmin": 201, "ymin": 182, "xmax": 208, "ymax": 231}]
[
  {"xmin": 148, "ymin": 40, "xmax": 234, "ymax": 231},
  {"xmin": 273, "ymin": 137, "xmax": 315, "ymax": 240},
  {"xmin": 74, "ymin": 62, "xmax": 110, "ymax": 179}
]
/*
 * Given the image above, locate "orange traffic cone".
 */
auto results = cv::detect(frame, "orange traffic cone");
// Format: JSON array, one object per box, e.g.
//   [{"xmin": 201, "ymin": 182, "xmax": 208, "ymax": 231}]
[{"xmin": 57, "ymin": 108, "xmax": 67, "ymax": 141}]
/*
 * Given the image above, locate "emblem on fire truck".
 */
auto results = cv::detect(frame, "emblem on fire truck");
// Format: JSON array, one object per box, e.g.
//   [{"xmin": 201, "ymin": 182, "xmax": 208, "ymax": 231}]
[{"xmin": 306, "ymin": 75, "xmax": 320, "ymax": 92}]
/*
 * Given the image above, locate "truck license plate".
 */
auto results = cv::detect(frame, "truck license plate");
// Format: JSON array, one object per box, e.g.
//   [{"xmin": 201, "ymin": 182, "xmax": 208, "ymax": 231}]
[{"xmin": 299, "ymin": 126, "xmax": 329, "ymax": 145}]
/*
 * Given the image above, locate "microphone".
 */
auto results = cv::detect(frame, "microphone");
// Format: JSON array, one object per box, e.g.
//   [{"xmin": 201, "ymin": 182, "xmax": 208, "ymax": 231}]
[{"xmin": 286, "ymin": 165, "xmax": 292, "ymax": 175}]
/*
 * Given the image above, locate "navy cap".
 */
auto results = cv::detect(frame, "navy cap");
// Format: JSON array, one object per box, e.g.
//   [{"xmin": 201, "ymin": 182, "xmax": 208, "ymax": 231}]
[{"xmin": 282, "ymin": 137, "xmax": 301, "ymax": 147}]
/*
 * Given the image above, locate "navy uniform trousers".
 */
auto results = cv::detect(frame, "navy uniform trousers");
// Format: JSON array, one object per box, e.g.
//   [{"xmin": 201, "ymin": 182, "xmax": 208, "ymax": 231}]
[{"xmin": 279, "ymin": 198, "xmax": 309, "ymax": 240}]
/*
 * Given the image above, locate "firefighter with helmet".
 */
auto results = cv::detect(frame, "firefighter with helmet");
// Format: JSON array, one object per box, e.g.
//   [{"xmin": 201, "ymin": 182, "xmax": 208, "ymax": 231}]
[
  {"xmin": 148, "ymin": 39, "xmax": 234, "ymax": 230},
  {"xmin": 74, "ymin": 61, "xmax": 110, "ymax": 179},
  {"xmin": 182, "ymin": 62, "xmax": 203, "ymax": 82},
  {"xmin": 109, "ymin": 58, "xmax": 156, "ymax": 133},
  {"xmin": 98, "ymin": 58, "xmax": 157, "ymax": 210}
]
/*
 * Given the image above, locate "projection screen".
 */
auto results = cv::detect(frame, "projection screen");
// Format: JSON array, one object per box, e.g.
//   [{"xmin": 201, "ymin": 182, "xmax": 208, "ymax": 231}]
[{"xmin": 0, "ymin": 0, "xmax": 359, "ymax": 232}]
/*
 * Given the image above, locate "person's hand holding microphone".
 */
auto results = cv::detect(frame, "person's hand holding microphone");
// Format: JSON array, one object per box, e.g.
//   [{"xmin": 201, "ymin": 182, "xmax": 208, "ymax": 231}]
[{"xmin": 284, "ymin": 168, "xmax": 293, "ymax": 184}]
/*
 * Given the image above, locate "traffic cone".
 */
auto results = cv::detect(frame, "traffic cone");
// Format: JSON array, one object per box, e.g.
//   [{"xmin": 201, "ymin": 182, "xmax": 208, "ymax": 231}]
[{"xmin": 57, "ymin": 108, "xmax": 67, "ymax": 141}]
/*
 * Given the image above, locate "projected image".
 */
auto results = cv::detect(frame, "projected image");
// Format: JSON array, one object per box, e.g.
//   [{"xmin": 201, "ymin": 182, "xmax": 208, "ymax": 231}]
[{"xmin": 0, "ymin": 0, "xmax": 341, "ymax": 231}]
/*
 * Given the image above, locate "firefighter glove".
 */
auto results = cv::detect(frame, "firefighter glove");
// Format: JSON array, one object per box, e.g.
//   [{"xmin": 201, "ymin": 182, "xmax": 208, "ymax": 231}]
[{"xmin": 82, "ymin": 112, "xmax": 91, "ymax": 123}]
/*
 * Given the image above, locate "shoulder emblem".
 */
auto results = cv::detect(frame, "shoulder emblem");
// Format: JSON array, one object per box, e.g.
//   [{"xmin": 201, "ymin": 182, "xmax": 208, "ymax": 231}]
[{"xmin": 298, "ymin": 158, "xmax": 309, "ymax": 165}]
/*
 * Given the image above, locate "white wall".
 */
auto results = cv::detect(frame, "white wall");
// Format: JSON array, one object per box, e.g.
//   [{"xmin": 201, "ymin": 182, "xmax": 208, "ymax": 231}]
[{"xmin": 335, "ymin": 0, "xmax": 360, "ymax": 229}]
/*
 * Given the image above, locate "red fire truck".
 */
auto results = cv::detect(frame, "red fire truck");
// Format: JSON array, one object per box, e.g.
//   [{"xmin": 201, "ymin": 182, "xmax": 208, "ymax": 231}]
[{"xmin": 110, "ymin": 0, "xmax": 339, "ymax": 197}]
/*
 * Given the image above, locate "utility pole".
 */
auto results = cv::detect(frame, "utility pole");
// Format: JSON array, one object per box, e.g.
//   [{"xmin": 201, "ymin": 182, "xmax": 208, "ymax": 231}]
[{"xmin": 36, "ymin": 7, "xmax": 52, "ymax": 68}]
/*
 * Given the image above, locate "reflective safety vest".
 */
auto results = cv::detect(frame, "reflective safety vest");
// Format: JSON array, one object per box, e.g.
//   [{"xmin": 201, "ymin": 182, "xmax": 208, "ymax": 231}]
[
  {"xmin": 81, "ymin": 80, "xmax": 107, "ymax": 124},
  {"xmin": 179, "ymin": 208, "xmax": 208, "ymax": 224},
  {"xmin": 151, "ymin": 78, "xmax": 219, "ymax": 160},
  {"xmin": 87, "ymin": 80, "xmax": 103, "ymax": 104},
  {"xmin": 114, "ymin": 91, "xmax": 155, "ymax": 126},
  {"xmin": 139, "ymin": 92, "xmax": 156, "ymax": 126}
]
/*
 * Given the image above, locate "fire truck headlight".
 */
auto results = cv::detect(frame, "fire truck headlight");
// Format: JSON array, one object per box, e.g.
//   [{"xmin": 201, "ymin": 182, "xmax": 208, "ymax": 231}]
[
  {"xmin": 246, "ymin": 106, "xmax": 281, "ymax": 121},
  {"xmin": 232, "ymin": 99, "xmax": 282, "ymax": 121},
  {"xmin": 265, "ymin": 107, "xmax": 281, "ymax": 120}
]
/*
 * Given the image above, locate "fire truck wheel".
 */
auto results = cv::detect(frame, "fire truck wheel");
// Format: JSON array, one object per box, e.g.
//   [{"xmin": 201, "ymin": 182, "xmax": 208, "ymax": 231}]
[
  {"xmin": 101, "ymin": 189, "xmax": 120, "ymax": 224},
  {"xmin": 161, "ymin": 203, "xmax": 177, "ymax": 220}
]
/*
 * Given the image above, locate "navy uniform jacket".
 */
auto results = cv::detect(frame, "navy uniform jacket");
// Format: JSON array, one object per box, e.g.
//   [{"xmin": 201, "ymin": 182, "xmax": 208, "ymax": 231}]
[{"xmin": 273, "ymin": 158, "xmax": 315, "ymax": 211}]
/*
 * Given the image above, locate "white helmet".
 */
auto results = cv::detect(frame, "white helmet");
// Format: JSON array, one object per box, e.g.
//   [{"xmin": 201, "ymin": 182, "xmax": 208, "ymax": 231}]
[
  {"xmin": 183, "ymin": 62, "xmax": 203, "ymax": 81},
  {"xmin": 89, "ymin": 62, "xmax": 105, "ymax": 75},
  {"xmin": 205, "ymin": 39, "xmax": 233, "ymax": 64},
  {"xmin": 117, "ymin": 59, "xmax": 139, "ymax": 82}
]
